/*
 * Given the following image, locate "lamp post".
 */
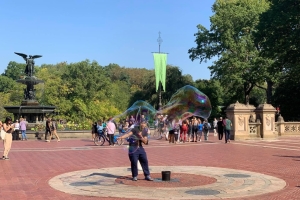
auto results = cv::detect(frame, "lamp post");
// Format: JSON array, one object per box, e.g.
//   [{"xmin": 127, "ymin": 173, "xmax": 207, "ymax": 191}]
[
  {"xmin": 157, "ymin": 32, "xmax": 163, "ymax": 110},
  {"xmin": 152, "ymin": 32, "xmax": 168, "ymax": 111}
]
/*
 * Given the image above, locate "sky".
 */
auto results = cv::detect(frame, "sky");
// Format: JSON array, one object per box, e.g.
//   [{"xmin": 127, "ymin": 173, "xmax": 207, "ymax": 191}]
[{"xmin": 0, "ymin": 0, "xmax": 215, "ymax": 81}]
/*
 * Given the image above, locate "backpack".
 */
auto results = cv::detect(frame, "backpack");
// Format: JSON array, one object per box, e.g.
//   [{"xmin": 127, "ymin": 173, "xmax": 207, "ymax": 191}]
[
  {"xmin": 97, "ymin": 125, "xmax": 103, "ymax": 134},
  {"xmin": 203, "ymin": 123, "xmax": 209, "ymax": 131}
]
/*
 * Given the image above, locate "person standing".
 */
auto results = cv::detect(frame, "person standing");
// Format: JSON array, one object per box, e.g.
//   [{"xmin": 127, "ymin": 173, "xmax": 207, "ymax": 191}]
[
  {"xmin": 173, "ymin": 119, "xmax": 180, "ymax": 144},
  {"xmin": 106, "ymin": 119, "xmax": 116, "ymax": 146},
  {"xmin": 140, "ymin": 114, "xmax": 146, "ymax": 123},
  {"xmin": 217, "ymin": 117, "xmax": 224, "ymax": 141},
  {"xmin": 102, "ymin": 119, "xmax": 107, "ymax": 133},
  {"xmin": 2, "ymin": 117, "xmax": 14, "ymax": 160},
  {"xmin": 223, "ymin": 117, "xmax": 227, "ymax": 136},
  {"xmin": 51, "ymin": 119, "xmax": 60, "ymax": 142},
  {"xmin": 129, "ymin": 115, "xmax": 135, "ymax": 124},
  {"xmin": 97, "ymin": 120, "xmax": 104, "ymax": 134},
  {"xmin": 213, "ymin": 118, "xmax": 218, "ymax": 136},
  {"xmin": 203, "ymin": 119, "xmax": 211, "ymax": 141},
  {"xmin": 91, "ymin": 122, "xmax": 97, "ymax": 141},
  {"xmin": 181, "ymin": 120, "xmax": 188, "ymax": 143},
  {"xmin": 45, "ymin": 118, "xmax": 52, "ymax": 142},
  {"xmin": 197, "ymin": 121, "xmax": 203, "ymax": 142},
  {"xmin": 13, "ymin": 120, "xmax": 20, "ymax": 140},
  {"xmin": 187, "ymin": 120, "xmax": 192, "ymax": 142},
  {"xmin": 19, "ymin": 118, "xmax": 27, "ymax": 140},
  {"xmin": 158, "ymin": 118, "xmax": 165, "ymax": 139},
  {"xmin": 117, "ymin": 122, "xmax": 153, "ymax": 181},
  {"xmin": 191, "ymin": 117, "xmax": 199, "ymax": 142},
  {"xmin": 164, "ymin": 116, "xmax": 169, "ymax": 141},
  {"xmin": 224, "ymin": 116, "xmax": 232, "ymax": 143}
]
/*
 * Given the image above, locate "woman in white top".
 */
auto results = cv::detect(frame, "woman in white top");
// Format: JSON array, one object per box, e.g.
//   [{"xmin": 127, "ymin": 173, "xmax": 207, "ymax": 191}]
[{"xmin": 13, "ymin": 120, "xmax": 20, "ymax": 140}]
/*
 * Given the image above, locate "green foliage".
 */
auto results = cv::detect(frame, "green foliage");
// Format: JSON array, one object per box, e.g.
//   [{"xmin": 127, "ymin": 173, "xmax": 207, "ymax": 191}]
[
  {"xmin": 273, "ymin": 64, "xmax": 300, "ymax": 121},
  {"xmin": 249, "ymin": 86, "xmax": 267, "ymax": 107},
  {"xmin": 0, "ymin": 92, "xmax": 12, "ymax": 121},
  {"xmin": 2, "ymin": 61, "xmax": 26, "ymax": 80},
  {"xmin": 195, "ymin": 79, "xmax": 224, "ymax": 118},
  {"xmin": 255, "ymin": 0, "xmax": 300, "ymax": 66},
  {"xmin": 0, "ymin": 76, "xmax": 17, "ymax": 93},
  {"xmin": 128, "ymin": 65, "xmax": 195, "ymax": 109},
  {"xmin": 188, "ymin": 0, "xmax": 272, "ymax": 104},
  {"xmin": 0, "ymin": 55, "xmax": 298, "ymax": 122}
]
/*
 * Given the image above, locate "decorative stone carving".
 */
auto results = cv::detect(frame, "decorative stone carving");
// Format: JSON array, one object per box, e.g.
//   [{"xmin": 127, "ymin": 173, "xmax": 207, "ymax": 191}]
[
  {"xmin": 249, "ymin": 114, "xmax": 255, "ymax": 123},
  {"xmin": 277, "ymin": 114, "xmax": 284, "ymax": 123},
  {"xmin": 249, "ymin": 125, "xmax": 257, "ymax": 134},
  {"xmin": 238, "ymin": 115, "xmax": 244, "ymax": 126},
  {"xmin": 226, "ymin": 101, "xmax": 256, "ymax": 111},
  {"xmin": 266, "ymin": 114, "xmax": 271, "ymax": 126}
]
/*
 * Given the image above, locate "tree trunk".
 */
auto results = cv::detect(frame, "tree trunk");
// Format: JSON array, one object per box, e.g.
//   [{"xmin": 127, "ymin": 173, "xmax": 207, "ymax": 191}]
[
  {"xmin": 244, "ymin": 82, "xmax": 254, "ymax": 105},
  {"xmin": 266, "ymin": 80, "xmax": 273, "ymax": 104}
]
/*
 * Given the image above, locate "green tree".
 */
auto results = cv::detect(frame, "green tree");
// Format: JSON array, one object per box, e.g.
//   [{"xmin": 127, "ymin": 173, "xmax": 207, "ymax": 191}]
[
  {"xmin": 195, "ymin": 79, "xmax": 225, "ymax": 118},
  {"xmin": 129, "ymin": 65, "xmax": 194, "ymax": 109},
  {"xmin": 255, "ymin": 0, "xmax": 300, "ymax": 66},
  {"xmin": 188, "ymin": 0, "xmax": 272, "ymax": 104},
  {"xmin": 0, "ymin": 76, "xmax": 17, "ymax": 93},
  {"xmin": 2, "ymin": 61, "xmax": 26, "ymax": 80},
  {"xmin": 0, "ymin": 92, "xmax": 12, "ymax": 120},
  {"xmin": 254, "ymin": 0, "xmax": 300, "ymax": 106},
  {"xmin": 273, "ymin": 64, "xmax": 300, "ymax": 121},
  {"xmin": 62, "ymin": 60, "xmax": 110, "ymax": 101}
]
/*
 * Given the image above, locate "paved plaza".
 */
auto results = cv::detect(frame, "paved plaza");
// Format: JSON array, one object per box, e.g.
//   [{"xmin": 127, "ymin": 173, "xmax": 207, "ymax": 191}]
[{"xmin": 0, "ymin": 134, "xmax": 300, "ymax": 199}]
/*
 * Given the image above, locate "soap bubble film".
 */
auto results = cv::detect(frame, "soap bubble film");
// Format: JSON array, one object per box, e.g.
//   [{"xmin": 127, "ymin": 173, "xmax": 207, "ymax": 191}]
[
  {"xmin": 112, "ymin": 100, "xmax": 157, "ymax": 125},
  {"xmin": 159, "ymin": 85, "xmax": 211, "ymax": 121}
]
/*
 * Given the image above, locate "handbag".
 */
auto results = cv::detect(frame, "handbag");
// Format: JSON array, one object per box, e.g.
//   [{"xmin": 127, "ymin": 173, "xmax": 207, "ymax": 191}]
[{"xmin": 0, "ymin": 129, "xmax": 6, "ymax": 140}]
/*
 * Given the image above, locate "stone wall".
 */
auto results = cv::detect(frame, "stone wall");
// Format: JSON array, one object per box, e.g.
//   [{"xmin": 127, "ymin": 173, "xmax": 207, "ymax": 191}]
[
  {"xmin": 275, "ymin": 115, "xmax": 300, "ymax": 136},
  {"xmin": 225, "ymin": 102, "xmax": 277, "ymax": 140}
]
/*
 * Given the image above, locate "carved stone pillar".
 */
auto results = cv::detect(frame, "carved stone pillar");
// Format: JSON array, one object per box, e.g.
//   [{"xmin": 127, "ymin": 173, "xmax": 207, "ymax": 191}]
[
  {"xmin": 225, "ymin": 101, "xmax": 256, "ymax": 140},
  {"xmin": 255, "ymin": 103, "xmax": 278, "ymax": 139}
]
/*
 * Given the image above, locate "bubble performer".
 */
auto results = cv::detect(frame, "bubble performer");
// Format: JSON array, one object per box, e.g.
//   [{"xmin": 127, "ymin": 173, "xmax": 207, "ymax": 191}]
[{"xmin": 117, "ymin": 121, "xmax": 153, "ymax": 181}]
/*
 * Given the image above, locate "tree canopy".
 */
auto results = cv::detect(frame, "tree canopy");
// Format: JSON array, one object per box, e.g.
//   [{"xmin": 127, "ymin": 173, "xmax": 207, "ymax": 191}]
[
  {"xmin": 1, "ymin": 60, "xmax": 231, "ymax": 122},
  {"xmin": 188, "ymin": 0, "xmax": 274, "ymax": 104},
  {"xmin": 255, "ymin": 0, "xmax": 300, "ymax": 66}
]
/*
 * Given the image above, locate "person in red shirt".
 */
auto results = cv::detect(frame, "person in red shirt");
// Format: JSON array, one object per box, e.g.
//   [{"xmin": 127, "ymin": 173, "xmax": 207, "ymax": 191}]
[{"xmin": 181, "ymin": 120, "xmax": 188, "ymax": 143}]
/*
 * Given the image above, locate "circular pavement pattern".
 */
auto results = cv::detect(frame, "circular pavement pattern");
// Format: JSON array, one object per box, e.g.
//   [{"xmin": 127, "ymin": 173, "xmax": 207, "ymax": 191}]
[
  {"xmin": 115, "ymin": 173, "xmax": 217, "ymax": 188},
  {"xmin": 49, "ymin": 166, "xmax": 286, "ymax": 199}
]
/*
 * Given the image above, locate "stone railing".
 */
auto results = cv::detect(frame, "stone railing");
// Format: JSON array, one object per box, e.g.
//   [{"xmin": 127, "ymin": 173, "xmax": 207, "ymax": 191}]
[
  {"xmin": 276, "ymin": 122, "xmax": 300, "ymax": 136},
  {"xmin": 248, "ymin": 122, "xmax": 261, "ymax": 138}
]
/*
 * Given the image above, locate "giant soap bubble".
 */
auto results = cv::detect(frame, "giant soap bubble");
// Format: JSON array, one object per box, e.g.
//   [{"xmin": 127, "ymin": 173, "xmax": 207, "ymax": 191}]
[
  {"xmin": 113, "ymin": 100, "xmax": 156, "ymax": 153},
  {"xmin": 112, "ymin": 85, "xmax": 211, "ymax": 130},
  {"xmin": 112, "ymin": 100, "xmax": 156, "ymax": 125},
  {"xmin": 159, "ymin": 85, "xmax": 211, "ymax": 121}
]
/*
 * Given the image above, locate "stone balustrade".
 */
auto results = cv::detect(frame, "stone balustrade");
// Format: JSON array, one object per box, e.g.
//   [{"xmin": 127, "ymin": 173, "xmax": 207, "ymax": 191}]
[
  {"xmin": 275, "ymin": 120, "xmax": 300, "ymax": 136},
  {"xmin": 248, "ymin": 122, "xmax": 261, "ymax": 138},
  {"xmin": 226, "ymin": 102, "xmax": 277, "ymax": 140},
  {"xmin": 224, "ymin": 102, "xmax": 299, "ymax": 140}
]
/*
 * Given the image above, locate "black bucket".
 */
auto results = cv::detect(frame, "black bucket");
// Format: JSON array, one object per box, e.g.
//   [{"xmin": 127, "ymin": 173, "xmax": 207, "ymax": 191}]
[{"xmin": 161, "ymin": 171, "xmax": 171, "ymax": 181}]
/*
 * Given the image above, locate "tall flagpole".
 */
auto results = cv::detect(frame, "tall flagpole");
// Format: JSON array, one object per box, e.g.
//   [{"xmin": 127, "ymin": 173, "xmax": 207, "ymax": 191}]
[{"xmin": 157, "ymin": 32, "xmax": 163, "ymax": 110}]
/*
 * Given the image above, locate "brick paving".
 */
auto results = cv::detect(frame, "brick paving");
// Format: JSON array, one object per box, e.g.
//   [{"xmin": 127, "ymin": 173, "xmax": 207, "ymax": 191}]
[{"xmin": 0, "ymin": 134, "xmax": 300, "ymax": 199}]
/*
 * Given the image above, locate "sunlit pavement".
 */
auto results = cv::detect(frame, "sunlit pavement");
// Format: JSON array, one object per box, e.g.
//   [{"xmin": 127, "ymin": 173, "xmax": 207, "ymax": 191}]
[{"xmin": 1, "ymin": 134, "xmax": 300, "ymax": 199}]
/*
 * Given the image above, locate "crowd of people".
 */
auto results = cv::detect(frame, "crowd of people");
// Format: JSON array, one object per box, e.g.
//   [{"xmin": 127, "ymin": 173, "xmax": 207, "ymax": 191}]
[
  {"xmin": 91, "ymin": 115, "xmax": 148, "ymax": 146},
  {"xmin": 154, "ymin": 115, "xmax": 232, "ymax": 144},
  {"xmin": 90, "ymin": 114, "xmax": 233, "ymax": 146}
]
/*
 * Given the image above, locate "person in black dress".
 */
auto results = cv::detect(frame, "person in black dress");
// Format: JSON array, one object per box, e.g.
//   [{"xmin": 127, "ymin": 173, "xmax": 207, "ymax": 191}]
[{"xmin": 217, "ymin": 117, "xmax": 224, "ymax": 140}]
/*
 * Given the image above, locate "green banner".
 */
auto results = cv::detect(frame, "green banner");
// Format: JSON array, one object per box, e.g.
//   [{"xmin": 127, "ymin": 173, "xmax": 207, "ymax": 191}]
[{"xmin": 153, "ymin": 53, "xmax": 167, "ymax": 92}]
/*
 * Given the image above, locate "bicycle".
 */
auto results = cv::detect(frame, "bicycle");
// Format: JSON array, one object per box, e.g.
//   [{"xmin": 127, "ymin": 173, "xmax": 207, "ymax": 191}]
[{"xmin": 94, "ymin": 129, "xmax": 124, "ymax": 146}]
